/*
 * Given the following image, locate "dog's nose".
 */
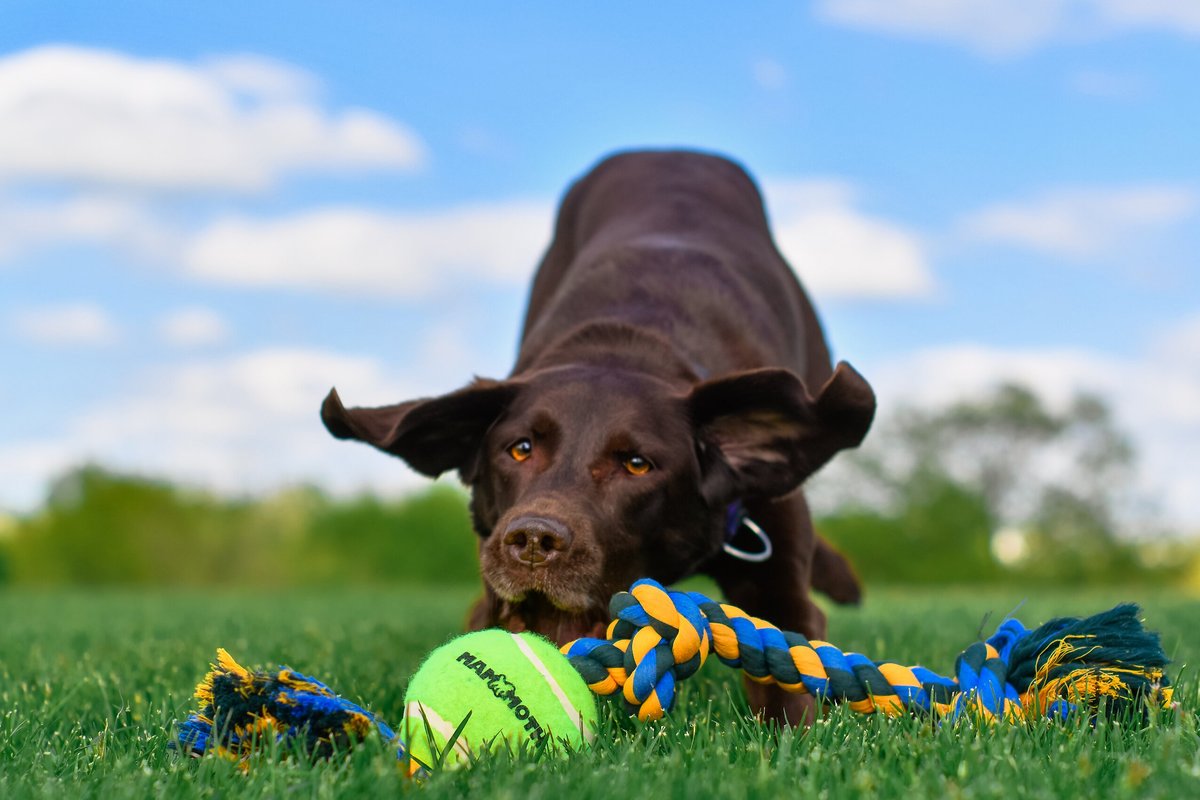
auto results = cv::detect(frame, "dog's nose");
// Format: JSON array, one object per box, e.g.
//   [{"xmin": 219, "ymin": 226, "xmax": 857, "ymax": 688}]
[{"xmin": 502, "ymin": 516, "xmax": 572, "ymax": 566}]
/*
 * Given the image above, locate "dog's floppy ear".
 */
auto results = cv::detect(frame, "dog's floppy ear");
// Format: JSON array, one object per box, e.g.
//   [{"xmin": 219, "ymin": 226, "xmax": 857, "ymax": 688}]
[
  {"xmin": 321, "ymin": 378, "xmax": 519, "ymax": 481},
  {"xmin": 688, "ymin": 361, "xmax": 875, "ymax": 505}
]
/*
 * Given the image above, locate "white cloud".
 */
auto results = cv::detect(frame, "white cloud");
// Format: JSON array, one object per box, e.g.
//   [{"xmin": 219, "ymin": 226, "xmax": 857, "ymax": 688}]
[
  {"xmin": 815, "ymin": 0, "xmax": 1200, "ymax": 56},
  {"xmin": 178, "ymin": 183, "xmax": 932, "ymax": 301},
  {"xmin": 0, "ymin": 164, "xmax": 931, "ymax": 303},
  {"xmin": 182, "ymin": 200, "xmax": 552, "ymax": 295},
  {"xmin": 765, "ymin": 180, "xmax": 935, "ymax": 300},
  {"xmin": 200, "ymin": 53, "xmax": 319, "ymax": 99},
  {"xmin": 1099, "ymin": 1, "xmax": 1200, "ymax": 34},
  {"xmin": 816, "ymin": 0, "xmax": 1068, "ymax": 56},
  {"xmin": 1154, "ymin": 315, "xmax": 1200, "ymax": 363},
  {"xmin": 0, "ymin": 179, "xmax": 933, "ymax": 302},
  {"xmin": 958, "ymin": 185, "xmax": 1197, "ymax": 258},
  {"xmin": 0, "ymin": 191, "xmax": 552, "ymax": 298},
  {"xmin": 865, "ymin": 344, "xmax": 1112, "ymax": 409},
  {"xmin": 158, "ymin": 307, "xmax": 230, "ymax": 348},
  {"xmin": 817, "ymin": 331, "xmax": 1200, "ymax": 531},
  {"xmin": 0, "ymin": 348, "xmax": 442, "ymax": 511},
  {"xmin": 11, "ymin": 302, "xmax": 121, "ymax": 346},
  {"xmin": 0, "ymin": 45, "xmax": 426, "ymax": 191},
  {"xmin": 0, "ymin": 193, "xmax": 174, "ymax": 261}
]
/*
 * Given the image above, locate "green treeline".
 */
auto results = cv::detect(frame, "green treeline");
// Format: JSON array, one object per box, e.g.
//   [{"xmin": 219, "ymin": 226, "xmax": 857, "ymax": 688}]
[
  {"xmin": 0, "ymin": 467, "xmax": 480, "ymax": 587},
  {"xmin": 0, "ymin": 384, "xmax": 1196, "ymax": 589}
]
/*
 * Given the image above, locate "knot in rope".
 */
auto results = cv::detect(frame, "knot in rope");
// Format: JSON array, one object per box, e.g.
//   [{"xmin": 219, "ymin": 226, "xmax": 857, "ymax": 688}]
[{"xmin": 564, "ymin": 579, "xmax": 712, "ymax": 719}]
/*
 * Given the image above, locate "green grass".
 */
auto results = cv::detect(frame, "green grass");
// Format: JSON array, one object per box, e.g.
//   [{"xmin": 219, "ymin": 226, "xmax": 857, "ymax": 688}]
[{"xmin": 1, "ymin": 585, "xmax": 1198, "ymax": 798}]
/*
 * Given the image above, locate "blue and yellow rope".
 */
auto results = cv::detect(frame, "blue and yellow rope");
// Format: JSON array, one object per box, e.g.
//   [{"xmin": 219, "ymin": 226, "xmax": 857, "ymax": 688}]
[
  {"xmin": 563, "ymin": 579, "xmax": 1174, "ymax": 723},
  {"xmin": 176, "ymin": 581, "xmax": 1176, "ymax": 760}
]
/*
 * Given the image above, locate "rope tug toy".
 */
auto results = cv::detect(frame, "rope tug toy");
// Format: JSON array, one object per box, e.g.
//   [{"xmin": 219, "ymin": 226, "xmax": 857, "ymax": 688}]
[
  {"xmin": 175, "ymin": 579, "xmax": 1175, "ymax": 760},
  {"xmin": 564, "ymin": 579, "xmax": 1173, "ymax": 723}
]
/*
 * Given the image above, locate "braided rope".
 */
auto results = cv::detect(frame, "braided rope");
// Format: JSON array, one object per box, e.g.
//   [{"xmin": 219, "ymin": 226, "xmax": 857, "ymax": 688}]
[{"xmin": 563, "ymin": 579, "xmax": 1173, "ymax": 723}]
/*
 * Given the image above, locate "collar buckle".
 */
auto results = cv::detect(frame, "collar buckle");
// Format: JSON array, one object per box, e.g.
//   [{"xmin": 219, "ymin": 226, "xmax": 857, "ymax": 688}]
[{"xmin": 722, "ymin": 502, "xmax": 773, "ymax": 563}]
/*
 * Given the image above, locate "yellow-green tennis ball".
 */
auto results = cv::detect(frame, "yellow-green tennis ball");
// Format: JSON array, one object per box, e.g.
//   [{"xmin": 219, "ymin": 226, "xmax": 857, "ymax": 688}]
[{"xmin": 400, "ymin": 629, "xmax": 597, "ymax": 774}]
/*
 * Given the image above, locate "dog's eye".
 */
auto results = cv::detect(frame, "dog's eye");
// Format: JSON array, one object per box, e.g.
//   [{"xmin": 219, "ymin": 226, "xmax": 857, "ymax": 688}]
[
  {"xmin": 509, "ymin": 438, "xmax": 533, "ymax": 462},
  {"xmin": 622, "ymin": 454, "xmax": 652, "ymax": 476}
]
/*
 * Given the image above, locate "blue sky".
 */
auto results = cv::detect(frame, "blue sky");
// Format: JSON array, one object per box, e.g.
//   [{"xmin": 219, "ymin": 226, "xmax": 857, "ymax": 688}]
[{"xmin": 2, "ymin": 2, "xmax": 1198, "ymax": 531}]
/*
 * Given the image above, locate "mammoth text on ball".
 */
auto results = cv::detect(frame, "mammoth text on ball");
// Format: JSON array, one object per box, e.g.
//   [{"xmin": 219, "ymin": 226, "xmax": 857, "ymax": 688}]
[{"xmin": 455, "ymin": 650, "xmax": 547, "ymax": 742}]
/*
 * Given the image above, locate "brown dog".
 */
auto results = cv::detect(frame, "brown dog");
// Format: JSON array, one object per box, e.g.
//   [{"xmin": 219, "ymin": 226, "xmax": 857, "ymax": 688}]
[{"xmin": 322, "ymin": 150, "xmax": 875, "ymax": 724}]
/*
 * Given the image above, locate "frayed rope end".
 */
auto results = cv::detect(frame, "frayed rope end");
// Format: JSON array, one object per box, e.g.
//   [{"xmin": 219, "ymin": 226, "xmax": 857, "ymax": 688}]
[{"xmin": 172, "ymin": 649, "xmax": 394, "ymax": 760}]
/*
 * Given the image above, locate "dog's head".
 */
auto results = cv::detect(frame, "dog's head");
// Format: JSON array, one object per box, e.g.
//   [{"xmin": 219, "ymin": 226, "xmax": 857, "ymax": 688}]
[{"xmin": 322, "ymin": 361, "xmax": 873, "ymax": 643}]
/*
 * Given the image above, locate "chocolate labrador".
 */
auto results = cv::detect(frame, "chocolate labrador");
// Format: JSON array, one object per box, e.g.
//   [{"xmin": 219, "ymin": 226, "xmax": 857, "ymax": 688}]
[{"xmin": 321, "ymin": 150, "xmax": 875, "ymax": 724}]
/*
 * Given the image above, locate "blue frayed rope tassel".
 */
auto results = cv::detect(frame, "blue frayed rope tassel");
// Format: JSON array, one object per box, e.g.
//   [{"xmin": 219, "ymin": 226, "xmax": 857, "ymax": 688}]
[{"xmin": 173, "ymin": 648, "xmax": 394, "ymax": 760}]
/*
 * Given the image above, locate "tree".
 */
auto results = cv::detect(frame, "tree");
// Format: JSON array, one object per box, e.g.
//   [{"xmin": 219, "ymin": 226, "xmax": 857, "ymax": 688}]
[
  {"xmin": 5, "ymin": 465, "xmax": 482, "ymax": 587},
  {"xmin": 812, "ymin": 382, "xmax": 1163, "ymax": 585}
]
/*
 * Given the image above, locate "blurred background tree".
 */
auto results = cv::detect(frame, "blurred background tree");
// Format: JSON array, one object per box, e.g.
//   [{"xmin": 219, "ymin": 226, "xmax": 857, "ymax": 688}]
[
  {"xmin": 814, "ymin": 383, "xmax": 1189, "ymax": 587},
  {"xmin": 2, "ymin": 466, "xmax": 479, "ymax": 587}
]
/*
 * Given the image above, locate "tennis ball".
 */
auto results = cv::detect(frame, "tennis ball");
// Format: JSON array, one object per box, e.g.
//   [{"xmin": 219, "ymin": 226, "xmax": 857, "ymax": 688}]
[{"xmin": 400, "ymin": 629, "xmax": 598, "ymax": 774}]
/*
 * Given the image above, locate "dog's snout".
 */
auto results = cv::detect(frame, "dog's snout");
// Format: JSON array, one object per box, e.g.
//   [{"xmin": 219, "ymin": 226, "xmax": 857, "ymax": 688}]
[{"xmin": 502, "ymin": 516, "xmax": 572, "ymax": 566}]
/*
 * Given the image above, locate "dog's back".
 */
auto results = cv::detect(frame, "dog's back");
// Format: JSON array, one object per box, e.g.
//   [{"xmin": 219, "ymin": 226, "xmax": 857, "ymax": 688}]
[{"xmin": 517, "ymin": 151, "xmax": 833, "ymax": 391}]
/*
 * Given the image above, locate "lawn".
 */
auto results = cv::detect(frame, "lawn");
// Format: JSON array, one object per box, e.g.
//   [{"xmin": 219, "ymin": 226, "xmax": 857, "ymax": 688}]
[{"xmin": 1, "ymin": 585, "xmax": 1197, "ymax": 798}]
